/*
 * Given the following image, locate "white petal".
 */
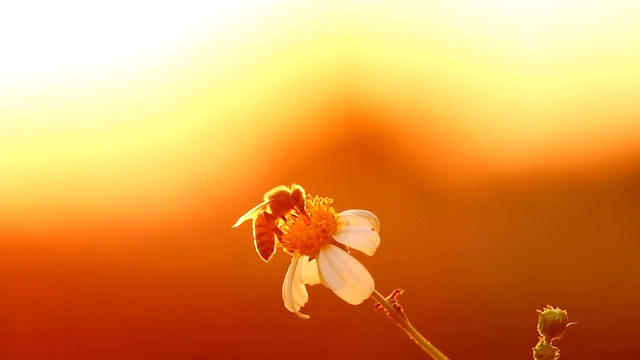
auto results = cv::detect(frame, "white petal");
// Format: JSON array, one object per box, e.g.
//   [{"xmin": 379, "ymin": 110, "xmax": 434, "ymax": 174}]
[
  {"xmin": 333, "ymin": 225, "xmax": 380, "ymax": 256},
  {"xmin": 281, "ymin": 256, "xmax": 310, "ymax": 319},
  {"xmin": 317, "ymin": 245, "xmax": 374, "ymax": 305},
  {"xmin": 281, "ymin": 257, "xmax": 297, "ymax": 312},
  {"xmin": 292, "ymin": 257, "xmax": 309, "ymax": 308},
  {"xmin": 300, "ymin": 257, "xmax": 321, "ymax": 285},
  {"xmin": 338, "ymin": 209, "xmax": 380, "ymax": 233}
]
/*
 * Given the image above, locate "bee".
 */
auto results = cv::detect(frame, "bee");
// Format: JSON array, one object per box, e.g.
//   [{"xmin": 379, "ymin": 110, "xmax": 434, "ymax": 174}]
[{"xmin": 233, "ymin": 184, "xmax": 306, "ymax": 262}]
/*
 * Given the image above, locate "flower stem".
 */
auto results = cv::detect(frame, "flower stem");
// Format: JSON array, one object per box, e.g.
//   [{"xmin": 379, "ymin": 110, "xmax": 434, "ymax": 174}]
[{"xmin": 371, "ymin": 289, "xmax": 449, "ymax": 360}]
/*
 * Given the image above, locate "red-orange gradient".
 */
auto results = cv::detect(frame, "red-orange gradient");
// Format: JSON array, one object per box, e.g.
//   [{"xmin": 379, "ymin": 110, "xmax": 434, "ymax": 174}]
[{"xmin": 2, "ymin": 2, "xmax": 640, "ymax": 359}]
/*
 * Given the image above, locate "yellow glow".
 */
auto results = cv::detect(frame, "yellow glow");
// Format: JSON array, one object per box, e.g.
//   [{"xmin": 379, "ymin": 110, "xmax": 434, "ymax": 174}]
[
  {"xmin": 0, "ymin": 1, "xmax": 258, "ymax": 85},
  {"xmin": 2, "ymin": 1, "xmax": 640, "ymax": 232},
  {"xmin": 0, "ymin": 1, "xmax": 351, "ymax": 232},
  {"xmin": 349, "ymin": 1, "xmax": 640, "ymax": 172}
]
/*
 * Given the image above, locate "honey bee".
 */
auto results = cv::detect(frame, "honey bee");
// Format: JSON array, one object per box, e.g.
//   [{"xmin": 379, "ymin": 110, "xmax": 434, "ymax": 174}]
[{"xmin": 233, "ymin": 184, "xmax": 306, "ymax": 262}]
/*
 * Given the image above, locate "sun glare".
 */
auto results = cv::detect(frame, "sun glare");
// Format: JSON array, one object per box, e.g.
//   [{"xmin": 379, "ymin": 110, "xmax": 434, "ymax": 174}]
[
  {"xmin": 1, "ymin": 0, "xmax": 640, "ymax": 231},
  {"xmin": 0, "ymin": 1, "xmax": 263, "ymax": 85},
  {"xmin": 0, "ymin": 0, "xmax": 348, "ymax": 234}
]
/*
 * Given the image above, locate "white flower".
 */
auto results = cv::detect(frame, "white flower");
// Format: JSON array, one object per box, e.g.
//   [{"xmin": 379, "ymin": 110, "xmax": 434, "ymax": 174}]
[
  {"xmin": 233, "ymin": 184, "xmax": 381, "ymax": 319},
  {"xmin": 281, "ymin": 209, "xmax": 380, "ymax": 319}
]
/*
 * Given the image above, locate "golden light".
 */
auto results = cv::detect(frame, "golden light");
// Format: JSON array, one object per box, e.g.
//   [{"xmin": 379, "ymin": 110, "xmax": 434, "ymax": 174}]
[
  {"xmin": 349, "ymin": 0, "xmax": 640, "ymax": 174},
  {"xmin": 1, "ymin": 0, "xmax": 639, "ymax": 231},
  {"xmin": 0, "ymin": 1, "xmax": 348, "ymax": 233},
  {"xmin": 2, "ymin": 1, "xmax": 640, "ymax": 360}
]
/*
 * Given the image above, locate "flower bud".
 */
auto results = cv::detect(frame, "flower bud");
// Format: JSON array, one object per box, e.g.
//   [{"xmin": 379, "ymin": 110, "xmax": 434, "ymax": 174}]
[
  {"xmin": 537, "ymin": 305, "xmax": 573, "ymax": 341},
  {"xmin": 532, "ymin": 339, "xmax": 559, "ymax": 360}
]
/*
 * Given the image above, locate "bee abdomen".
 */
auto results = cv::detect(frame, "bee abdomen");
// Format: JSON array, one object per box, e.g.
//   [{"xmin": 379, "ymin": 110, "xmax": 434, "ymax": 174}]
[{"xmin": 253, "ymin": 212, "xmax": 277, "ymax": 262}]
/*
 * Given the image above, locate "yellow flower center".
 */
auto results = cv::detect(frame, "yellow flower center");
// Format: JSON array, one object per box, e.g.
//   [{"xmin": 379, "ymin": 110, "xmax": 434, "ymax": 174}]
[{"xmin": 278, "ymin": 195, "xmax": 339, "ymax": 257}]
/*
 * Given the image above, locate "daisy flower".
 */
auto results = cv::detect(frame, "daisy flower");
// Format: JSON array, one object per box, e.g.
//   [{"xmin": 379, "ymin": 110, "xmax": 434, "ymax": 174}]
[
  {"xmin": 234, "ymin": 185, "xmax": 380, "ymax": 319},
  {"xmin": 234, "ymin": 185, "xmax": 449, "ymax": 360}
]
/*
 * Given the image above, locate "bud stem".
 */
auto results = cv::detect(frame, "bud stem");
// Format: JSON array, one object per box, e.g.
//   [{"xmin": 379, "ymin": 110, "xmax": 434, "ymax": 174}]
[{"xmin": 371, "ymin": 289, "xmax": 449, "ymax": 360}]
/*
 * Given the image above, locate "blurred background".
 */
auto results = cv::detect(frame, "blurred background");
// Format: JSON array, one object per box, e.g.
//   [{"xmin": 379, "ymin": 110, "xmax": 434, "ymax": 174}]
[{"xmin": 1, "ymin": 1, "xmax": 639, "ymax": 359}]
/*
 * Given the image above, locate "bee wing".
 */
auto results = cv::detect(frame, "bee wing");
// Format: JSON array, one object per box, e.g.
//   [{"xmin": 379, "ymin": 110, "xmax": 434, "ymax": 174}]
[{"xmin": 232, "ymin": 201, "xmax": 269, "ymax": 228}]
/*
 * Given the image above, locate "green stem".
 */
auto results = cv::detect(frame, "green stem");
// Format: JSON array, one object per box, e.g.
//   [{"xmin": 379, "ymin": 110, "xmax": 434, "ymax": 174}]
[{"xmin": 371, "ymin": 289, "xmax": 449, "ymax": 360}]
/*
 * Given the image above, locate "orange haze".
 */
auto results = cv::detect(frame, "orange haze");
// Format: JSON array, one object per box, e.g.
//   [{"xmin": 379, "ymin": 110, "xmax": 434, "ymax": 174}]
[{"xmin": 1, "ymin": 2, "xmax": 639, "ymax": 359}]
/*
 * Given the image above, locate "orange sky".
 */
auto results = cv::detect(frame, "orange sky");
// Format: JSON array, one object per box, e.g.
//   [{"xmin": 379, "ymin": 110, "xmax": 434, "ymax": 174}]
[{"xmin": 1, "ymin": 1, "xmax": 639, "ymax": 359}]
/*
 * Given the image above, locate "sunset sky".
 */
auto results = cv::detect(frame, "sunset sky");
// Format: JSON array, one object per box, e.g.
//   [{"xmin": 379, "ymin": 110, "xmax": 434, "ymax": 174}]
[{"xmin": 1, "ymin": 1, "xmax": 639, "ymax": 359}]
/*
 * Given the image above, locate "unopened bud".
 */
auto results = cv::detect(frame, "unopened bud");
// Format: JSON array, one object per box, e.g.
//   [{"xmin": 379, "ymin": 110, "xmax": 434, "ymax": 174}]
[
  {"xmin": 532, "ymin": 339, "xmax": 559, "ymax": 360},
  {"xmin": 537, "ymin": 305, "xmax": 574, "ymax": 341}
]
